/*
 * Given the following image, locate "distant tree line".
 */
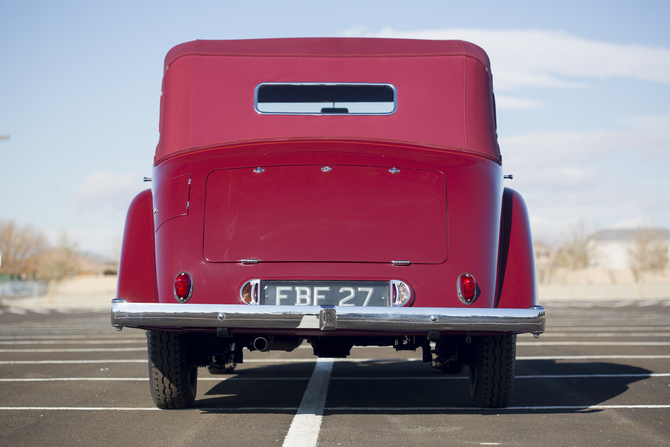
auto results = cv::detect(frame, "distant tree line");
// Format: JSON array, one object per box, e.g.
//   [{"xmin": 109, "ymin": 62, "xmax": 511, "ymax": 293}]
[
  {"xmin": 626, "ymin": 228, "xmax": 669, "ymax": 283},
  {"xmin": 0, "ymin": 220, "xmax": 79, "ymax": 287},
  {"xmin": 553, "ymin": 222, "xmax": 669, "ymax": 283}
]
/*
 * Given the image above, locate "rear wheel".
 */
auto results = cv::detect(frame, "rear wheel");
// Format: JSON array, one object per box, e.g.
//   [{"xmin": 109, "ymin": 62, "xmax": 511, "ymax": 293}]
[
  {"xmin": 469, "ymin": 334, "xmax": 516, "ymax": 408},
  {"xmin": 147, "ymin": 330, "xmax": 198, "ymax": 409}
]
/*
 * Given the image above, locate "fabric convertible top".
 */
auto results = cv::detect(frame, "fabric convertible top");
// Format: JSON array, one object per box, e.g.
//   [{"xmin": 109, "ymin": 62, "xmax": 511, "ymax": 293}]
[{"xmin": 156, "ymin": 38, "xmax": 500, "ymax": 164}]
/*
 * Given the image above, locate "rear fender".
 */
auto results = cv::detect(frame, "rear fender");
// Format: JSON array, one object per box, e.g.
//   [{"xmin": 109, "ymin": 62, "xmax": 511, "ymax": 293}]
[
  {"xmin": 496, "ymin": 188, "xmax": 537, "ymax": 308},
  {"xmin": 117, "ymin": 189, "xmax": 157, "ymax": 303}
]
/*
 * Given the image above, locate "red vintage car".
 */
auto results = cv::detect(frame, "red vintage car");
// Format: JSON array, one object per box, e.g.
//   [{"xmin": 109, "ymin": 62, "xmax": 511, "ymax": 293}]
[{"xmin": 112, "ymin": 38, "xmax": 545, "ymax": 409}]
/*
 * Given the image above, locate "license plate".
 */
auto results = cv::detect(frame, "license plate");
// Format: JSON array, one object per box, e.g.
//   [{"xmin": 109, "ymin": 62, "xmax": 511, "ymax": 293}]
[{"xmin": 261, "ymin": 281, "xmax": 389, "ymax": 307}]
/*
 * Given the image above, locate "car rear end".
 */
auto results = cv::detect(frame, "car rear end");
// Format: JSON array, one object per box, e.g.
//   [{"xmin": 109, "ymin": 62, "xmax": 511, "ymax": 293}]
[{"xmin": 112, "ymin": 38, "xmax": 544, "ymax": 409}]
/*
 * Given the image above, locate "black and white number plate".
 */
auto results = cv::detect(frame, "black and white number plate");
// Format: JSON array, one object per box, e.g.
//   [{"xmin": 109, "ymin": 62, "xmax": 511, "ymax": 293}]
[{"xmin": 261, "ymin": 281, "xmax": 389, "ymax": 307}]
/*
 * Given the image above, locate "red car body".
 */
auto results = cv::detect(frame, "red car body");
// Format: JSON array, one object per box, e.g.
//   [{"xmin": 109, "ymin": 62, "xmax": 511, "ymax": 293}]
[{"xmin": 112, "ymin": 38, "xmax": 545, "ymax": 409}]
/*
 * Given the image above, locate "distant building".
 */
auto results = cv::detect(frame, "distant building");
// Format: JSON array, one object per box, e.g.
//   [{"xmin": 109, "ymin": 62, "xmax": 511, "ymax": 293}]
[
  {"xmin": 533, "ymin": 241, "xmax": 557, "ymax": 284},
  {"xmin": 589, "ymin": 228, "xmax": 670, "ymax": 270},
  {"xmin": 74, "ymin": 253, "xmax": 118, "ymax": 277}
]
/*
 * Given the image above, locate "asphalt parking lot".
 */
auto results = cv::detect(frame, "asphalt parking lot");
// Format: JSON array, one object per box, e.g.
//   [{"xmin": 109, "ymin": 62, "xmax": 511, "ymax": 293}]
[{"xmin": 0, "ymin": 300, "xmax": 669, "ymax": 446}]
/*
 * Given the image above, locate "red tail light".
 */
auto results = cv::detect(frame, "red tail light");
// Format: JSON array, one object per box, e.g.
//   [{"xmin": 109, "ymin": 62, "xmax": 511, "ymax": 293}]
[
  {"xmin": 457, "ymin": 273, "xmax": 477, "ymax": 305},
  {"xmin": 240, "ymin": 279, "xmax": 261, "ymax": 305},
  {"xmin": 174, "ymin": 272, "xmax": 193, "ymax": 303}
]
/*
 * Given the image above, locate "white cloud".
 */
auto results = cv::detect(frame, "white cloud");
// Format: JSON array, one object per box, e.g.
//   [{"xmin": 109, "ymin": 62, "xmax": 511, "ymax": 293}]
[
  {"xmin": 343, "ymin": 27, "xmax": 670, "ymax": 91},
  {"xmin": 498, "ymin": 114, "xmax": 670, "ymax": 238},
  {"xmin": 500, "ymin": 114, "xmax": 670, "ymax": 189},
  {"xmin": 609, "ymin": 218, "xmax": 656, "ymax": 229},
  {"xmin": 529, "ymin": 215, "xmax": 572, "ymax": 245},
  {"xmin": 495, "ymin": 95, "xmax": 544, "ymax": 110},
  {"xmin": 69, "ymin": 171, "xmax": 143, "ymax": 212}
]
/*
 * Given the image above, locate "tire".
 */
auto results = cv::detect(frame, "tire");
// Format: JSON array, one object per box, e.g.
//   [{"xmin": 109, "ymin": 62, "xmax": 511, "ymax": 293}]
[
  {"xmin": 147, "ymin": 330, "xmax": 198, "ymax": 409},
  {"xmin": 469, "ymin": 334, "xmax": 516, "ymax": 408}
]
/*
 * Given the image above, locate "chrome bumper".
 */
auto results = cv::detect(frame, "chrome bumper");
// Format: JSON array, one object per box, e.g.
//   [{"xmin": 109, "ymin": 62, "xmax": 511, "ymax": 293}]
[{"xmin": 110, "ymin": 299, "xmax": 546, "ymax": 336}]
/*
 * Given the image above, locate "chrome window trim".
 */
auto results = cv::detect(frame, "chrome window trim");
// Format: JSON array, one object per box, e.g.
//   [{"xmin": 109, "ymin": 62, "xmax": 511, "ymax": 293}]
[{"xmin": 254, "ymin": 82, "xmax": 397, "ymax": 116}]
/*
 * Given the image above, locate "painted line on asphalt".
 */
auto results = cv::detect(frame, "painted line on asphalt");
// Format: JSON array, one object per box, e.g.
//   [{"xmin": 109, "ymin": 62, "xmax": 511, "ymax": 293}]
[
  {"xmin": 517, "ymin": 342, "xmax": 670, "ymax": 346},
  {"xmin": 515, "ymin": 373, "xmax": 670, "ymax": 379},
  {"xmin": 524, "ymin": 333, "xmax": 670, "ymax": 338},
  {"xmin": 325, "ymin": 405, "xmax": 670, "ymax": 411},
  {"xmin": 518, "ymin": 355, "xmax": 670, "ymax": 360},
  {"xmin": 551, "ymin": 316, "xmax": 670, "ymax": 323},
  {"xmin": 542, "ymin": 326, "xmax": 670, "ymax": 331},
  {"xmin": 0, "ymin": 340, "xmax": 145, "ymax": 346},
  {"xmin": 0, "ymin": 335, "xmax": 145, "ymax": 340},
  {"xmin": 0, "ymin": 360, "xmax": 147, "ymax": 364},
  {"xmin": 3, "ymin": 373, "xmax": 669, "ymax": 382},
  {"xmin": 282, "ymin": 359, "xmax": 333, "ymax": 447},
  {"xmin": 0, "ymin": 404, "xmax": 669, "ymax": 412},
  {"xmin": 2, "ymin": 332, "xmax": 668, "ymax": 344},
  {"xmin": 0, "ymin": 347, "xmax": 146, "ymax": 353},
  {"xmin": 0, "ymin": 378, "xmax": 148, "ymax": 382},
  {"xmin": 0, "ymin": 407, "xmax": 162, "ymax": 411},
  {"xmin": 3, "ymin": 355, "xmax": 670, "ymax": 365},
  {"xmin": 0, "ymin": 330, "xmax": 120, "ymax": 336},
  {"xmin": 0, "ymin": 377, "xmax": 247, "ymax": 382}
]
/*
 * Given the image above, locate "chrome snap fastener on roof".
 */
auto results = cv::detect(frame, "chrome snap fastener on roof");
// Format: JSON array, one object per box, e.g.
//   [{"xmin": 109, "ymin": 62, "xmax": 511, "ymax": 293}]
[
  {"xmin": 254, "ymin": 167, "xmax": 265, "ymax": 173},
  {"xmin": 321, "ymin": 166, "xmax": 332, "ymax": 172},
  {"xmin": 389, "ymin": 167, "xmax": 400, "ymax": 173}
]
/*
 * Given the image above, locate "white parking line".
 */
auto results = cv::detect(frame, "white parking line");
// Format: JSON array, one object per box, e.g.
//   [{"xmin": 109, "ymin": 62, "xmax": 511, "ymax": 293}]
[
  {"xmin": 282, "ymin": 359, "xmax": 333, "ymax": 447},
  {"xmin": 0, "ymin": 404, "xmax": 668, "ymax": 412},
  {"xmin": 638, "ymin": 300, "xmax": 661, "ymax": 307},
  {"xmin": 0, "ymin": 377, "xmax": 244, "ymax": 382},
  {"xmin": 0, "ymin": 360, "xmax": 147, "ymax": 364},
  {"xmin": 0, "ymin": 348, "xmax": 146, "ymax": 353},
  {"xmin": 517, "ymin": 342, "xmax": 670, "ymax": 346},
  {"xmin": 326, "ymin": 405, "xmax": 670, "ymax": 411},
  {"xmin": 613, "ymin": 301, "xmax": 636, "ymax": 307},
  {"xmin": 2, "ymin": 355, "xmax": 670, "ymax": 365},
  {"xmin": 1, "ymin": 373, "xmax": 668, "ymax": 383},
  {"xmin": 543, "ymin": 326, "xmax": 670, "ymax": 331},
  {"xmin": 0, "ymin": 335, "xmax": 145, "ymax": 340},
  {"xmin": 526, "ymin": 333, "xmax": 670, "ymax": 338},
  {"xmin": 0, "ymin": 340, "xmax": 144, "ymax": 345},
  {"xmin": 519, "ymin": 355, "xmax": 670, "ymax": 360},
  {"xmin": 0, "ymin": 407, "xmax": 161, "ymax": 411}
]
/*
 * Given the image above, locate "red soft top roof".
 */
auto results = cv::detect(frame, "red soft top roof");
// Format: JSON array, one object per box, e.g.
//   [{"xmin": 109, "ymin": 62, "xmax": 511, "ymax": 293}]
[
  {"xmin": 156, "ymin": 38, "xmax": 499, "ymax": 164},
  {"xmin": 165, "ymin": 38, "xmax": 491, "ymax": 68}
]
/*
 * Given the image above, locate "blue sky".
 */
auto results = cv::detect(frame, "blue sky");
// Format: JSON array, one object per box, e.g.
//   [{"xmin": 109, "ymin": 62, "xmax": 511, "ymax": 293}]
[{"xmin": 1, "ymin": 0, "xmax": 669, "ymax": 258}]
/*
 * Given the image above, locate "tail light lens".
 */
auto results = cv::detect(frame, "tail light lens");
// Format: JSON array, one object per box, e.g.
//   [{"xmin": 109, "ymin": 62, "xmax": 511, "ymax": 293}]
[
  {"xmin": 391, "ymin": 280, "xmax": 412, "ymax": 307},
  {"xmin": 457, "ymin": 273, "xmax": 477, "ymax": 305},
  {"xmin": 174, "ymin": 272, "xmax": 193, "ymax": 303},
  {"xmin": 240, "ymin": 279, "xmax": 261, "ymax": 305}
]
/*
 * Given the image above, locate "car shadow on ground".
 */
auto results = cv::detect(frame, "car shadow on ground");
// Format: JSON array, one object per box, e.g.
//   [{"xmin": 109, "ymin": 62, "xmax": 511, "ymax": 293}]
[{"xmin": 195, "ymin": 359, "xmax": 653, "ymax": 414}]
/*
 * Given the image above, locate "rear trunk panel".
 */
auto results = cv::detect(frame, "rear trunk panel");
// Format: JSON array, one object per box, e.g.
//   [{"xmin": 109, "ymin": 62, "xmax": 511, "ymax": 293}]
[
  {"xmin": 152, "ymin": 141, "xmax": 501, "ymax": 309},
  {"xmin": 203, "ymin": 165, "xmax": 447, "ymax": 264}
]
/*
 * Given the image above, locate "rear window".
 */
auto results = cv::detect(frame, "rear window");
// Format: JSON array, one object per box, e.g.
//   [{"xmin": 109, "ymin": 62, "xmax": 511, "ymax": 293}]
[{"xmin": 255, "ymin": 83, "xmax": 396, "ymax": 115}]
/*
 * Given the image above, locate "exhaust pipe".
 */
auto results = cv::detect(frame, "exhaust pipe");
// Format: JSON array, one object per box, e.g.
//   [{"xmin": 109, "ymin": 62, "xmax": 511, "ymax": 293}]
[
  {"xmin": 252, "ymin": 335, "xmax": 303, "ymax": 352},
  {"xmin": 253, "ymin": 336, "xmax": 271, "ymax": 352}
]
